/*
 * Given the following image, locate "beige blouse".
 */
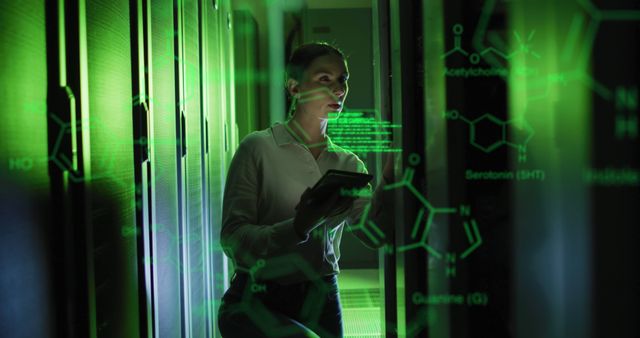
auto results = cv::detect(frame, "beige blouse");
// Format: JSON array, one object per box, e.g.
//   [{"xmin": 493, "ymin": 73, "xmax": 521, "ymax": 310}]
[{"xmin": 220, "ymin": 121, "xmax": 391, "ymax": 284}]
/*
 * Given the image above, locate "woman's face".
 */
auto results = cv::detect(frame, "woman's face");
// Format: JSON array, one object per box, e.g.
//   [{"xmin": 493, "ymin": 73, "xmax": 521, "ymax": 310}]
[{"xmin": 289, "ymin": 54, "xmax": 349, "ymax": 120}]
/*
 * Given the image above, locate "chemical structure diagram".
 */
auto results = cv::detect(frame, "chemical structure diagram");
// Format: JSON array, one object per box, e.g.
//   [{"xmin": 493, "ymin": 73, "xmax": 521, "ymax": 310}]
[
  {"xmin": 550, "ymin": 0, "xmax": 638, "ymax": 140},
  {"xmin": 442, "ymin": 109, "xmax": 534, "ymax": 162},
  {"xmin": 472, "ymin": 0, "xmax": 639, "ymax": 139},
  {"xmin": 230, "ymin": 254, "xmax": 334, "ymax": 337},
  {"xmin": 234, "ymin": 258, "xmax": 268, "ymax": 293},
  {"xmin": 46, "ymin": 112, "xmax": 122, "ymax": 184},
  {"xmin": 350, "ymin": 153, "xmax": 483, "ymax": 278},
  {"xmin": 442, "ymin": 23, "xmax": 541, "ymax": 65}
]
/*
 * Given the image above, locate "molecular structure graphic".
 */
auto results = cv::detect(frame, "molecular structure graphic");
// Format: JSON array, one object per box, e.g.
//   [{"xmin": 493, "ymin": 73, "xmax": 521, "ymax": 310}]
[
  {"xmin": 560, "ymin": 1, "xmax": 639, "ymax": 140},
  {"xmin": 442, "ymin": 109, "xmax": 534, "ymax": 162},
  {"xmin": 352, "ymin": 153, "xmax": 483, "ymax": 278},
  {"xmin": 442, "ymin": 23, "xmax": 540, "ymax": 64},
  {"xmin": 230, "ymin": 254, "xmax": 334, "ymax": 337},
  {"xmin": 472, "ymin": 0, "xmax": 640, "ymax": 140},
  {"xmin": 233, "ymin": 258, "xmax": 269, "ymax": 293}
]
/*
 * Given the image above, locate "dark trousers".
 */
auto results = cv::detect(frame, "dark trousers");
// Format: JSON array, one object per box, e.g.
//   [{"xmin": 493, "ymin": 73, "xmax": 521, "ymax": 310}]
[{"xmin": 218, "ymin": 272, "xmax": 343, "ymax": 338}]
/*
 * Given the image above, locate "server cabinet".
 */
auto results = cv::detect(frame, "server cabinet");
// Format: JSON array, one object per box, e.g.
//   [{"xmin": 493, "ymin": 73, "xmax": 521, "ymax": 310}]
[
  {"xmin": 1, "ymin": 0, "xmax": 238, "ymax": 337},
  {"xmin": 42, "ymin": 0, "xmax": 143, "ymax": 336},
  {"xmin": 133, "ymin": 0, "xmax": 238, "ymax": 336},
  {"xmin": 144, "ymin": 0, "xmax": 238, "ymax": 336},
  {"xmin": 202, "ymin": 1, "xmax": 232, "ymax": 337},
  {"xmin": 0, "ymin": 1, "xmax": 50, "ymax": 190},
  {"xmin": 147, "ymin": 0, "xmax": 184, "ymax": 337},
  {"xmin": 202, "ymin": 1, "xmax": 226, "ymax": 337},
  {"xmin": 42, "ymin": 0, "xmax": 185, "ymax": 337},
  {"xmin": 203, "ymin": 1, "xmax": 239, "ymax": 336},
  {"xmin": 178, "ymin": 0, "xmax": 207, "ymax": 336},
  {"xmin": 83, "ymin": 0, "xmax": 142, "ymax": 336},
  {"xmin": 0, "ymin": 1, "xmax": 54, "ymax": 337}
]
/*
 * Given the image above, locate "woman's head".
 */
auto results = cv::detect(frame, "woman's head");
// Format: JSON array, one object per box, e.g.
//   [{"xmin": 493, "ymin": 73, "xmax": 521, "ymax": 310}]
[{"xmin": 285, "ymin": 42, "xmax": 349, "ymax": 119}]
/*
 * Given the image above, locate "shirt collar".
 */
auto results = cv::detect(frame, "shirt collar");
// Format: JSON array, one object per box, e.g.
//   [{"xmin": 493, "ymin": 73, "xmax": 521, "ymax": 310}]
[{"xmin": 271, "ymin": 121, "xmax": 338, "ymax": 152}]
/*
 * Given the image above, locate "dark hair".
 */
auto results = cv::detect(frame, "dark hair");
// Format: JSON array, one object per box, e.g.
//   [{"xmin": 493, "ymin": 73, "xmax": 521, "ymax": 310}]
[{"xmin": 285, "ymin": 42, "xmax": 346, "ymax": 83}]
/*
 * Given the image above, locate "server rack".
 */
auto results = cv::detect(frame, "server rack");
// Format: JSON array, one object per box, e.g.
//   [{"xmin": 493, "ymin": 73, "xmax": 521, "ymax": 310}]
[{"xmin": 2, "ymin": 1, "xmax": 238, "ymax": 337}]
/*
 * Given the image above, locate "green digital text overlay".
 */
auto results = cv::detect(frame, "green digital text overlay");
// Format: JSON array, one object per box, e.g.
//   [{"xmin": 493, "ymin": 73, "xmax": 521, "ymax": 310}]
[
  {"xmin": 465, "ymin": 169, "xmax": 546, "ymax": 181},
  {"xmin": 613, "ymin": 86, "xmax": 638, "ymax": 140},
  {"xmin": 339, "ymin": 187, "xmax": 372, "ymax": 198},
  {"xmin": 327, "ymin": 111, "xmax": 402, "ymax": 153},
  {"xmin": 584, "ymin": 167, "xmax": 640, "ymax": 186},
  {"xmin": 444, "ymin": 67, "xmax": 508, "ymax": 78},
  {"xmin": 7, "ymin": 157, "xmax": 47, "ymax": 172},
  {"xmin": 411, "ymin": 291, "xmax": 489, "ymax": 307}
]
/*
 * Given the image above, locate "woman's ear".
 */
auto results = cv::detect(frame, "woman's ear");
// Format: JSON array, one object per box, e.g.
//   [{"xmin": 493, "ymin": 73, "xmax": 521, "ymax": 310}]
[{"xmin": 286, "ymin": 78, "xmax": 300, "ymax": 97}]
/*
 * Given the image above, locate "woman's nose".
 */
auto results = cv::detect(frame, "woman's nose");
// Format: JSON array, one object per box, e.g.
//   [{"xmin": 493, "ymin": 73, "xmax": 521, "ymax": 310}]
[{"xmin": 331, "ymin": 84, "xmax": 346, "ymax": 98}]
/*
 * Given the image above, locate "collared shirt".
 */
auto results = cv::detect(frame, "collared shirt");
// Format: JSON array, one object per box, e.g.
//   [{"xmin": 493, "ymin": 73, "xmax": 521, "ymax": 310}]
[{"xmin": 220, "ymin": 121, "xmax": 392, "ymax": 284}]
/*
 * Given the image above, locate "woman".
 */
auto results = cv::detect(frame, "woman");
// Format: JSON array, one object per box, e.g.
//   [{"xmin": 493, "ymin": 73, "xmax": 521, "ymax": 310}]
[{"xmin": 217, "ymin": 42, "xmax": 394, "ymax": 338}]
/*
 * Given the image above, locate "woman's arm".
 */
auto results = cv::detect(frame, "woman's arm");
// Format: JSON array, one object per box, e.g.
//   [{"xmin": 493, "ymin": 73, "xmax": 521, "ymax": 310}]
[{"xmin": 220, "ymin": 141, "xmax": 305, "ymax": 267}]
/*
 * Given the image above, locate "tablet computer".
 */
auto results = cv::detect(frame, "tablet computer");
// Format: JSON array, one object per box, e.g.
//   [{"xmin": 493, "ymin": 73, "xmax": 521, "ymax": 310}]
[{"xmin": 302, "ymin": 169, "xmax": 374, "ymax": 206}]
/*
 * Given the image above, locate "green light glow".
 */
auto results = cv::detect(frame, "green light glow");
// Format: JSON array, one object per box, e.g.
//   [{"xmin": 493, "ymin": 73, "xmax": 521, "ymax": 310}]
[{"xmin": 3, "ymin": 0, "xmax": 639, "ymax": 337}]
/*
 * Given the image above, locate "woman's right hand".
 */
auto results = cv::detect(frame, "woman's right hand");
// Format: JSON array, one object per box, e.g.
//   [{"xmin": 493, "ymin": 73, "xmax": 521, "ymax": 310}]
[{"xmin": 293, "ymin": 188, "xmax": 355, "ymax": 239}]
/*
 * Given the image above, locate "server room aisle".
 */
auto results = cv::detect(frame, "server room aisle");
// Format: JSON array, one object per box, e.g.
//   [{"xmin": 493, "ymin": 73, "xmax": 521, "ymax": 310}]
[
  {"xmin": 339, "ymin": 269, "xmax": 383, "ymax": 338},
  {"xmin": 3, "ymin": 1, "xmax": 640, "ymax": 338}
]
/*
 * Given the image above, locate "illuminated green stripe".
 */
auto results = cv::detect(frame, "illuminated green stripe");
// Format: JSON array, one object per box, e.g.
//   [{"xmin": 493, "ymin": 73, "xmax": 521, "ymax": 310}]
[
  {"xmin": 410, "ymin": 208, "xmax": 425, "ymax": 239},
  {"xmin": 425, "ymin": 245, "xmax": 442, "ymax": 259},
  {"xmin": 460, "ymin": 219, "xmax": 482, "ymax": 259},
  {"xmin": 367, "ymin": 221, "xmax": 385, "ymax": 239},
  {"xmin": 463, "ymin": 220, "xmax": 473, "ymax": 244}
]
